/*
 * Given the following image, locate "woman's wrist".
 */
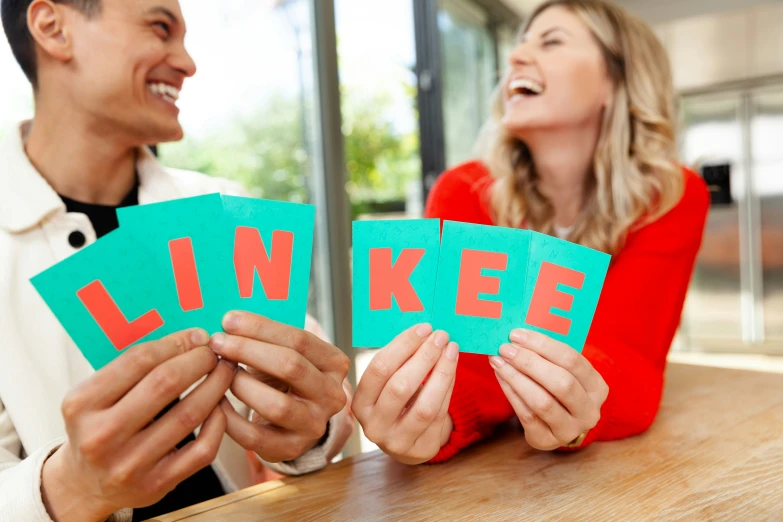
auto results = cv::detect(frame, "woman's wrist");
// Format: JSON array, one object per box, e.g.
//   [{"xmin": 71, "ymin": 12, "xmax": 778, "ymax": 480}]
[{"xmin": 41, "ymin": 446, "xmax": 114, "ymax": 522}]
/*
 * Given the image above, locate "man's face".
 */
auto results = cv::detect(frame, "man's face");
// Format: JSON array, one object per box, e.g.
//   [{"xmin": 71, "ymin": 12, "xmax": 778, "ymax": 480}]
[{"xmin": 63, "ymin": 0, "xmax": 196, "ymax": 145}]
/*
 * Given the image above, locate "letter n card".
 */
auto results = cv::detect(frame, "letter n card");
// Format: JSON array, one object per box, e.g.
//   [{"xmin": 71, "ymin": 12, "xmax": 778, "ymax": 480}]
[
  {"xmin": 432, "ymin": 221, "xmax": 530, "ymax": 355},
  {"xmin": 221, "ymin": 196, "xmax": 315, "ymax": 329},
  {"xmin": 352, "ymin": 219, "xmax": 440, "ymax": 347}
]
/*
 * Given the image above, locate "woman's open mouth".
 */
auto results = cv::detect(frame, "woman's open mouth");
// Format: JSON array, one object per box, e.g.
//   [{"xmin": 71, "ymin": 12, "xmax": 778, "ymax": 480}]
[{"xmin": 508, "ymin": 78, "xmax": 545, "ymax": 101}]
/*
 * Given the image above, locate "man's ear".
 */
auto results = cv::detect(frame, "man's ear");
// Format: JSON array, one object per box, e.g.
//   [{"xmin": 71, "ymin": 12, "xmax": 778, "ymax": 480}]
[{"xmin": 27, "ymin": 0, "xmax": 73, "ymax": 64}]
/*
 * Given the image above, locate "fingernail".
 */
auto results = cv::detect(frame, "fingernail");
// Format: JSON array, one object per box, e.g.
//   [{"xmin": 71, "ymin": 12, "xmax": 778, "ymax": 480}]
[
  {"xmin": 489, "ymin": 356, "xmax": 505, "ymax": 369},
  {"xmin": 190, "ymin": 329, "xmax": 208, "ymax": 345},
  {"xmin": 223, "ymin": 312, "xmax": 241, "ymax": 331},
  {"xmin": 415, "ymin": 323, "xmax": 433, "ymax": 338},
  {"xmin": 446, "ymin": 342, "xmax": 459, "ymax": 361},
  {"xmin": 510, "ymin": 329, "xmax": 529, "ymax": 344},
  {"xmin": 210, "ymin": 332, "xmax": 227, "ymax": 353},
  {"xmin": 499, "ymin": 344, "xmax": 518, "ymax": 360},
  {"xmin": 433, "ymin": 330, "xmax": 449, "ymax": 349}
]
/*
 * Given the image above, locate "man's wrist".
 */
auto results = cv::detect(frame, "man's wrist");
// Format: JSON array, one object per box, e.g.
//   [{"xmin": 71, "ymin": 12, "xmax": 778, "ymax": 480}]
[{"xmin": 41, "ymin": 447, "xmax": 113, "ymax": 522}]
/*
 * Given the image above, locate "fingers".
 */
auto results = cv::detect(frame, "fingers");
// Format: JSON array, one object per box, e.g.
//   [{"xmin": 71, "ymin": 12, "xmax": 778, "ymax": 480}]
[
  {"xmin": 220, "ymin": 312, "xmax": 347, "ymax": 375},
  {"xmin": 106, "ymin": 346, "xmax": 220, "ymax": 444},
  {"xmin": 73, "ymin": 328, "xmax": 209, "ymax": 412},
  {"xmin": 209, "ymin": 334, "xmax": 331, "ymax": 402},
  {"xmin": 509, "ymin": 329, "xmax": 603, "ymax": 394},
  {"xmin": 490, "ymin": 356, "xmax": 580, "ymax": 444},
  {"xmin": 498, "ymin": 343, "xmax": 592, "ymax": 420},
  {"xmin": 494, "ymin": 372, "xmax": 560, "ymax": 450},
  {"xmin": 150, "ymin": 406, "xmax": 227, "ymax": 494},
  {"xmin": 230, "ymin": 369, "xmax": 324, "ymax": 438},
  {"xmin": 219, "ymin": 398, "xmax": 312, "ymax": 462},
  {"xmin": 131, "ymin": 359, "xmax": 237, "ymax": 466},
  {"xmin": 398, "ymin": 342, "xmax": 459, "ymax": 436},
  {"xmin": 372, "ymin": 330, "xmax": 449, "ymax": 428},
  {"xmin": 352, "ymin": 323, "xmax": 432, "ymax": 412}
]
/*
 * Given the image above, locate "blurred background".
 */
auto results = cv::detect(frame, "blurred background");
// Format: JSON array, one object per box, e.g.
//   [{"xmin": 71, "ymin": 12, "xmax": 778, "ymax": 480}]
[{"xmin": 2, "ymin": 0, "xmax": 782, "ymax": 454}]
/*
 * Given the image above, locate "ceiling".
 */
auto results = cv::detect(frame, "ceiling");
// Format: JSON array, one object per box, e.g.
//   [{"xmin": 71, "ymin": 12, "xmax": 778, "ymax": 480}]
[{"xmin": 499, "ymin": 0, "xmax": 781, "ymax": 25}]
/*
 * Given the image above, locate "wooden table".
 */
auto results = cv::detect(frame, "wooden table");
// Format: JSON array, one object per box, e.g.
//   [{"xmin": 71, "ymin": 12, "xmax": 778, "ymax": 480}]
[{"xmin": 153, "ymin": 363, "xmax": 783, "ymax": 521}]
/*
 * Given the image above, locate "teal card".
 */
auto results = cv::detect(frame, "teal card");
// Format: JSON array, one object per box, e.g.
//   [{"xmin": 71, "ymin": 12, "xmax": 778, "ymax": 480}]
[
  {"xmin": 432, "ymin": 221, "xmax": 530, "ymax": 356},
  {"xmin": 221, "ymin": 196, "xmax": 315, "ymax": 329},
  {"xmin": 31, "ymin": 229, "xmax": 176, "ymax": 370},
  {"xmin": 117, "ymin": 193, "xmax": 233, "ymax": 334},
  {"xmin": 352, "ymin": 219, "xmax": 440, "ymax": 348},
  {"xmin": 521, "ymin": 232, "xmax": 610, "ymax": 352}
]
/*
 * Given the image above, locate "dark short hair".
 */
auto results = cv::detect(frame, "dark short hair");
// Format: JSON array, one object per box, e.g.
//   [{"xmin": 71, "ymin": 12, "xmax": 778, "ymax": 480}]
[{"xmin": 1, "ymin": 0, "xmax": 101, "ymax": 88}]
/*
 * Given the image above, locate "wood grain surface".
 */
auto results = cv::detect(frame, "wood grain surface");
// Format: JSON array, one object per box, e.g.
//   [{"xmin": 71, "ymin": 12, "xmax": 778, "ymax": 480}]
[{"xmin": 152, "ymin": 363, "xmax": 783, "ymax": 522}]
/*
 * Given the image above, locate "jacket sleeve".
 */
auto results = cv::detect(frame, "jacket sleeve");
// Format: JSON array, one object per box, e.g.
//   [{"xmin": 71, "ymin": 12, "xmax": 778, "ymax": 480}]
[{"xmin": 0, "ymin": 399, "xmax": 132, "ymax": 522}]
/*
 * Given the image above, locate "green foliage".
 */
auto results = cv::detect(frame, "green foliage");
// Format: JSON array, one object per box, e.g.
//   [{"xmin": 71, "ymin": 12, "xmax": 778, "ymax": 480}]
[{"xmin": 161, "ymin": 86, "xmax": 420, "ymax": 218}]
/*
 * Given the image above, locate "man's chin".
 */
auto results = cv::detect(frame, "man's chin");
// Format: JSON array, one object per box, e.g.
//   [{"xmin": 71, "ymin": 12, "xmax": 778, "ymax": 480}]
[{"xmin": 141, "ymin": 123, "xmax": 185, "ymax": 146}]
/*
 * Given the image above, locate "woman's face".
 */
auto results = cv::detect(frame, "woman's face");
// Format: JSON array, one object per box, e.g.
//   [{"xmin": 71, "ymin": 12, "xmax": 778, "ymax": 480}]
[{"xmin": 502, "ymin": 6, "xmax": 613, "ymax": 139}]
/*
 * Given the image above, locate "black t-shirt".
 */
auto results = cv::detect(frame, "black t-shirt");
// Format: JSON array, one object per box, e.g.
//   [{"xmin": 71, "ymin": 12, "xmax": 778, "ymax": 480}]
[{"xmin": 60, "ymin": 186, "xmax": 225, "ymax": 521}]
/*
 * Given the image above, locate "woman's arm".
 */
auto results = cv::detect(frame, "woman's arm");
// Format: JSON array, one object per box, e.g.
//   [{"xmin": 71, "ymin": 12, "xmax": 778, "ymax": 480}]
[
  {"xmin": 427, "ymin": 168, "xmax": 708, "ymax": 459},
  {"xmin": 571, "ymin": 182, "xmax": 708, "ymax": 447}
]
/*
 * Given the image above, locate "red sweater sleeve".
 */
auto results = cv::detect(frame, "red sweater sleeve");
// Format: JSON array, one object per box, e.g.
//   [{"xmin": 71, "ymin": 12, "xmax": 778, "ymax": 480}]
[{"xmin": 426, "ymin": 164, "xmax": 709, "ymax": 461}]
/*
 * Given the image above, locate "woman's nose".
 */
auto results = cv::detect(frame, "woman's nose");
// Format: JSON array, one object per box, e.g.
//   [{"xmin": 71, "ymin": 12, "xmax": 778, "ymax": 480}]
[{"xmin": 508, "ymin": 40, "xmax": 534, "ymax": 69}]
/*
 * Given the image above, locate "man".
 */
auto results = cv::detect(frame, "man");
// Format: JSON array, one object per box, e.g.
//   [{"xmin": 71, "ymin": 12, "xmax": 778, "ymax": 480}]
[{"xmin": 0, "ymin": 0, "xmax": 353, "ymax": 520}]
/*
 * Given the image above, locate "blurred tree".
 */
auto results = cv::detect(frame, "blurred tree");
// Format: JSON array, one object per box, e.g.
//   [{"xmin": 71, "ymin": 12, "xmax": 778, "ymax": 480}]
[{"xmin": 161, "ymin": 85, "xmax": 419, "ymax": 218}]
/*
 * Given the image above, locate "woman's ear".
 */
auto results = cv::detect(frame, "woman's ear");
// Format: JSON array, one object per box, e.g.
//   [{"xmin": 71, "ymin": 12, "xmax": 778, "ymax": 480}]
[{"xmin": 27, "ymin": 0, "xmax": 73, "ymax": 65}]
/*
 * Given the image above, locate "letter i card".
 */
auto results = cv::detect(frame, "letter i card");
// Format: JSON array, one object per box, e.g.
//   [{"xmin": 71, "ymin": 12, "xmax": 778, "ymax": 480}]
[
  {"xmin": 116, "ymin": 193, "xmax": 234, "ymax": 335},
  {"xmin": 521, "ymin": 232, "xmax": 610, "ymax": 352},
  {"xmin": 221, "ymin": 196, "xmax": 314, "ymax": 329},
  {"xmin": 352, "ymin": 219, "xmax": 440, "ymax": 348},
  {"xmin": 31, "ymin": 229, "xmax": 176, "ymax": 370},
  {"xmin": 432, "ymin": 221, "xmax": 530, "ymax": 356}
]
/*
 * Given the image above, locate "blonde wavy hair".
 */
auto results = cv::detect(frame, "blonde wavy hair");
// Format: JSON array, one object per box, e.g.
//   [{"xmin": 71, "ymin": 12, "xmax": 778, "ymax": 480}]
[{"xmin": 482, "ymin": 0, "xmax": 683, "ymax": 254}]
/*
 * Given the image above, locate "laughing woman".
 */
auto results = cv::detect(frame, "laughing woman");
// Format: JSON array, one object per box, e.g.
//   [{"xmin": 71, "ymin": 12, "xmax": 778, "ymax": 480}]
[{"xmin": 352, "ymin": 0, "xmax": 709, "ymax": 463}]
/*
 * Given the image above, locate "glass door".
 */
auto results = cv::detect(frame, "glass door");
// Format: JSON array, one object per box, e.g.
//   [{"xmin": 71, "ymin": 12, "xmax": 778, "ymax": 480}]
[
  {"xmin": 679, "ymin": 93, "xmax": 747, "ymax": 349},
  {"xmin": 751, "ymin": 87, "xmax": 783, "ymax": 343},
  {"xmin": 438, "ymin": 0, "xmax": 496, "ymax": 168}
]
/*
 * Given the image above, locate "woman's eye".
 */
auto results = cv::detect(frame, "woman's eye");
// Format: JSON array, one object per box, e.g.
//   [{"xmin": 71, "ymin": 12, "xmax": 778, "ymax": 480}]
[{"xmin": 542, "ymin": 39, "xmax": 562, "ymax": 47}]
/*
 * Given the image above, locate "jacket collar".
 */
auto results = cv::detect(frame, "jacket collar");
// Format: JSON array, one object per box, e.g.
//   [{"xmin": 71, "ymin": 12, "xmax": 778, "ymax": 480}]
[{"xmin": 0, "ymin": 120, "xmax": 182, "ymax": 233}]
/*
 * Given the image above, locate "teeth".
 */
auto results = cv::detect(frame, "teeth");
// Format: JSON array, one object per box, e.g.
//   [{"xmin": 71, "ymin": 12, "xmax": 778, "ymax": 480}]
[
  {"xmin": 147, "ymin": 82, "xmax": 180, "ymax": 102},
  {"xmin": 509, "ymin": 78, "xmax": 544, "ymax": 95}
]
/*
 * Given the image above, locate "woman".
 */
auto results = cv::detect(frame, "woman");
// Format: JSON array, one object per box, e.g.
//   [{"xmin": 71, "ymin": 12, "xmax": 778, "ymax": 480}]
[{"xmin": 351, "ymin": 0, "xmax": 709, "ymax": 464}]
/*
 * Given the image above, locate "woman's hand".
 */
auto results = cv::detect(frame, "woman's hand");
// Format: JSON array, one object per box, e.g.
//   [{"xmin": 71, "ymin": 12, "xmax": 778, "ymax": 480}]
[
  {"xmin": 490, "ymin": 329, "xmax": 608, "ymax": 450},
  {"xmin": 352, "ymin": 324, "xmax": 458, "ymax": 465}
]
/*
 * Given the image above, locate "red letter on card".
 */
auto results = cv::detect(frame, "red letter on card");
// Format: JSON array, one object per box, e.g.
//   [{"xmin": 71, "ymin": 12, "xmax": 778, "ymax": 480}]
[
  {"xmin": 234, "ymin": 227, "xmax": 293, "ymax": 300},
  {"xmin": 169, "ymin": 237, "xmax": 204, "ymax": 312},
  {"xmin": 369, "ymin": 248, "xmax": 425, "ymax": 311},
  {"xmin": 76, "ymin": 281, "xmax": 164, "ymax": 351},
  {"xmin": 455, "ymin": 249, "xmax": 508, "ymax": 319},
  {"xmin": 526, "ymin": 261, "xmax": 585, "ymax": 336}
]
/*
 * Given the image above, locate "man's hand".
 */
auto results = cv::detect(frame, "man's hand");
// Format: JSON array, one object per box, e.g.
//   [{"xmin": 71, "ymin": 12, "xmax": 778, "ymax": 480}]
[
  {"xmin": 210, "ymin": 312, "xmax": 350, "ymax": 463},
  {"xmin": 42, "ymin": 328, "xmax": 236, "ymax": 522}
]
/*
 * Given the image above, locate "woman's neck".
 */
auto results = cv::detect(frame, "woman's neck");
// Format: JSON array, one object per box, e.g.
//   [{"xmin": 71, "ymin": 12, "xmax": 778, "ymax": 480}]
[
  {"xmin": 24, "ymin": 97, "xmax": 138, "ymax": 206},
  {"xmin": 524, "ymin": 126, "xmax": 598, "ymax": 228}
]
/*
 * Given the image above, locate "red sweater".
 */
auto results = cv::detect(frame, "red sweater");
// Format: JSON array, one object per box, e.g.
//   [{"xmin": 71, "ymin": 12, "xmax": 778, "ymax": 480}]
[{"xmin": 426, "ymin": 161, "xmax": 709, "ymax": 462}]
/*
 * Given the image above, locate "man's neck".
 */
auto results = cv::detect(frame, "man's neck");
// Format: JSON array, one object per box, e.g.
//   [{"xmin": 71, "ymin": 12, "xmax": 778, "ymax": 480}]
[{"xmin": 24, "ymin": 101, "xmax": 138, "ymax": 206}]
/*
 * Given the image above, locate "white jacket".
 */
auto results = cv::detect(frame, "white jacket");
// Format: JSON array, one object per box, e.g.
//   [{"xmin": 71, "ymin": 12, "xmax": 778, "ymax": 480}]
[{"xmin": 0, "ymin": 122, "xmax": 351, "ymax": 522}]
